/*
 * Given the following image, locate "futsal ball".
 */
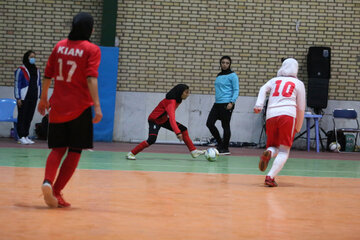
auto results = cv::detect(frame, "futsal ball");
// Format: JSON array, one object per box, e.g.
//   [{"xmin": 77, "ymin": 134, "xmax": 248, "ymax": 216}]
[
  {"xmin": 205, "ymin": 148, "xmax": 219, "ymax": 162},
  {"xmin": 329, "ymin": 142, "xmax": 341, "ymax": 152}
]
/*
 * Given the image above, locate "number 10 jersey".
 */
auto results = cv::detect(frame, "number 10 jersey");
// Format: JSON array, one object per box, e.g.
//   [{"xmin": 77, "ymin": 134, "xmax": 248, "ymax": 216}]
[{"xmin": 255, "ymin": 76, "xmax": 306, "ymax": 120}]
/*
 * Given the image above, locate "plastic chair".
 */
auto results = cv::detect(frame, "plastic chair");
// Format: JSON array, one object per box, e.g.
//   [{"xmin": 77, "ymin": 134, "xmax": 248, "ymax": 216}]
[
  {"xmin": 0, "ymin": 98, "xmax": 18, "ymax": 140},
  {"xmin": 332, "ymin": 109, "xmax": 360, "ymax": 152}
]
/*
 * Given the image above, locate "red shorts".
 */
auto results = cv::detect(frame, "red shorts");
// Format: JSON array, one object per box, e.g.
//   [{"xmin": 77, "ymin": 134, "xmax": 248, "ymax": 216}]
[{"xmin": 266, "ymin": 115, "xmax": 296, "ymax": 148}]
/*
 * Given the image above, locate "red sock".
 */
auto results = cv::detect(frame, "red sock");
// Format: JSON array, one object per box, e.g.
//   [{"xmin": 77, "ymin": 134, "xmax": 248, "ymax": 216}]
[
  {"xmin": 131, "ymin": 141, "xmax": 150, "ymax": 155},
  {"xmin": 53, "ymin": 151, "xmax": 81, "ymax": 195},
  {"xmin": 182, "ymin": 130, "xmax": 196, "ymax": 152},
  {"xmin": 44, "ymin": 147, "xmax": 67, "ymax": 184}
]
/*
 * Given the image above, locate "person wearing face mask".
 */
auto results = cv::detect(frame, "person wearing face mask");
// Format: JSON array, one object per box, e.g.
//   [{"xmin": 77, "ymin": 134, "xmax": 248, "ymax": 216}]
[
  {"xmin": 206, "ymin": 56, "xmax": 239, "ymax": 155},
  {"xmin": 14, "ymin": 50, "xmax": 42, "ymax": 144}
]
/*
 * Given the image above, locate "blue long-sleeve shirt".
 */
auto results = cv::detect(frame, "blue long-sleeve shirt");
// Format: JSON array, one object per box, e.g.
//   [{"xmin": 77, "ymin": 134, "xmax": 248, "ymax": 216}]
[{"xmin": 214, "ymin": 72, "xmax": 239, "ymax": 103}]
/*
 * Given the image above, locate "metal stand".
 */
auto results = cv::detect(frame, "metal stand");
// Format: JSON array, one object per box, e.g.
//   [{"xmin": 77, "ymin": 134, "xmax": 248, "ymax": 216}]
[
  {"xmin": 257, "ymin": 98, "xmax": 268, "ymax": 148},
  {"xmin": 294, "ymin": 123, "xmax": 327, "ymax": 151},
  {"xmin": 258, "ymin": 122, "xmax": 266, "ymax": 148},
  {"xmin": 295, "ymin": 108, "xmax": 328, "ymax": 152}
]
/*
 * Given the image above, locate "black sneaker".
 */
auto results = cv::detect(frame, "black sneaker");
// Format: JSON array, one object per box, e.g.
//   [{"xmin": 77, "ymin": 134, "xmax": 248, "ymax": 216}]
[
  {"xmin": 208, "ymin": 137, "xmax": 218, "ymax": 147},
  {"xmin": 218, "ymin": 148, "xmax": 231, "ymax": 155}
]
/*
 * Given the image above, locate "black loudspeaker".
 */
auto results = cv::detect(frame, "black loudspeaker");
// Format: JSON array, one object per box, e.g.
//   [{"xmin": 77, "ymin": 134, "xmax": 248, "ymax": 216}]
[
  {"xmin": 306, "ymin": 47, "xmax": 331, "ymax": 111},
  {"xmin": 307, "ymin": 46, "xmax": 331, "ymax": 79},
  {"xmin": 307, "ymin": 78, "xmax": 329, "ymax": 109}
]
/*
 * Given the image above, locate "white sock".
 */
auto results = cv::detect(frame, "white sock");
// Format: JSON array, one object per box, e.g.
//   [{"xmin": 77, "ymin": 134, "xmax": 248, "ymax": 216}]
[
  {"xmin": 267, "ymin": 145, "xmax": 290, "ymax": 178},
  {"xmin": 267, "ymin": 147, "xmax": 279, "ymax": 158}
]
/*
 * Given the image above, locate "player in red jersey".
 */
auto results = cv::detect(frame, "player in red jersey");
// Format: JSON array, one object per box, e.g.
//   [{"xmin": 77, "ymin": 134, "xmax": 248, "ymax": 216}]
[
  {"xmin": 254, "ymin": 58, "xmax": 306, "ymax": 187},
  {"xmin": 38, "ymin": 12, "xmax": 102, "ymax": 207},
  {"xmin": 126, "ymin": 84, "xmax": 205, "ymax": 160}
]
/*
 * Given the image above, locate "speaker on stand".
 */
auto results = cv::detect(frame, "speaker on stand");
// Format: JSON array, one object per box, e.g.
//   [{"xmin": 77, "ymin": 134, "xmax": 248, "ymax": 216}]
[
  {"xmin": 295, "ymin": 47, "xmax": 331, "ymax": 150},
  {"xmin": 307, "ymin": 46, "xmax": 331, "ymax": 113}
]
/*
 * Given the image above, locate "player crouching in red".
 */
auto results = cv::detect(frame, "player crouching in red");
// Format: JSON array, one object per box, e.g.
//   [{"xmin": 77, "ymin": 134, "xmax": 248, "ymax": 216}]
[
  {"xmin": 38, "ymin": 12, "xmax": 102, "ymax": 207},
  {"xmin": 254, "ymin": 58, "xmax": 306, "ymax": 187},
  {"xmin": 126, "ymin": 84, "xmax": 205, "ymax": 160}
]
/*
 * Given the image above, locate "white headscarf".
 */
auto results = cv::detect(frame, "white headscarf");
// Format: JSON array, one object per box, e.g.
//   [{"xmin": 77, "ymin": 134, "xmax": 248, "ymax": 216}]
[{"xmin": 277, "ymin": 58, "xmax": 298, "ymax": 78}]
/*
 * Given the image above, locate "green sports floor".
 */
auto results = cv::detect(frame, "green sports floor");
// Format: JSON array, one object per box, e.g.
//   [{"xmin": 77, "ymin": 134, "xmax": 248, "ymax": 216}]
[
  {"xmin": 1, "ymin": 140, "xmax": 359, "ymax": 178},
  {"xmin": 1, "ymin": 139, "xmax": 360, "ymax": 240}
]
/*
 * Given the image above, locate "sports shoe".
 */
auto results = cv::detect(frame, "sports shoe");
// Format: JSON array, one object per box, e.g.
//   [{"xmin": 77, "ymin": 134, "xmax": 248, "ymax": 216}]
[
  {"xmin": 265, "ymin": 176, "xmax": 278, "ymax": 187},
  {"xmin": 207, "ymin": 138, "xmax": 218, "ymax": 147},
  {"xmin": 218, "ymin": 148, "xmax": 231, "ymax": 155},
  {"xmin": 191, "ymin": 149, "xmax": 206, "ymax": 158},
  {"xmin": 259, "ymin": 150, "xmax": 271, "ymax": 171},
  {"xmin": 126, "ymin": 152, "xmax": 136, "ymax": 160},
  {"xmin": 25, "ymin": 137, "xmax": 34, "ymax": 144},
  {"xmin": 18, "ymin": 137, "xmax": 29, "ymax": 145},
  {"xmin": 55, "ymin": 193, "xmax": 71, "ymax": 208},
  {"xmin": 41, "ymin": 181, "xmax": 58, "ymax": 208}
]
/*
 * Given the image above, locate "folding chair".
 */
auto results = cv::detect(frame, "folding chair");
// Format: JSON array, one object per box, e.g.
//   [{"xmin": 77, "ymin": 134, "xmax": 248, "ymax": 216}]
[
  {"xmin": 0, "ymin": 98, "xmax": 18, "ymax": 140},
  {"xmin": 332, "ymin": 109, "xmax": 360, "ymax": 152}
]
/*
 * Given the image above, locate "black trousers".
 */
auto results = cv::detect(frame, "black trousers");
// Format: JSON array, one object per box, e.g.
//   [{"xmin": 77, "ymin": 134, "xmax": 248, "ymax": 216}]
[
  {"xmin": 146, "ymin": 120, "xmax": 187, "ymax": 145},
  {"xmin": 17, "ymin": 97, "xmax": 37, "ymax": 138},
  {"xmin": 206, "ymin": 103, "xmax": 234, "ymax": 150}
]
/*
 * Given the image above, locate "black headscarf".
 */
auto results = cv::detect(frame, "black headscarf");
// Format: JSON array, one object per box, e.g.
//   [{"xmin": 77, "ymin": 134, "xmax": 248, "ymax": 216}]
[
  {"xmin": 217, "ymin": 55, "xmax": 234, "ymax": 76},
  {"xmin": 68, "ymin": 12, "xmax": 94, "ymax": 41},
  {"xmin": 165, "ymin": 84, "xmax": 189, "ymax": 103},
  {"xmin": 22, "ymin": 50, "xmax": 37, "ymax": 79}
]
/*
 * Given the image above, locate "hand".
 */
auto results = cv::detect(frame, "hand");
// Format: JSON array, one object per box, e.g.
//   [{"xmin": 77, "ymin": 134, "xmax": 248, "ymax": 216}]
[
  {"xmin": 254, "ymin": 107, "xmax": 262, "ymax": 114},
  {"xmin": 37, "ymin": 99, "xmax": 49, "ymax": 116},
  {"xmin": 17, "ymin": 99, "xmax": 22, "ymax": 108},
  {"xmin": 92, "ymin": 105, "xmax": 103, "ymax": 123},
  {"xmin": 176, "ymin": 133, "xmax": 183, "ymax": 141},
  {"xmin": 226, "ymin": 103, "xmax": 233, "ymax": 110}
]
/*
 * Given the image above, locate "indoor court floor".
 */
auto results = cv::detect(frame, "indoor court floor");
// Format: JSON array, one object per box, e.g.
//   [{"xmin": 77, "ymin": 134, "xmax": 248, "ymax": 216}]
[{"xmin": 0, "ymin": 138, "xmax": 359, "ymax": 240}]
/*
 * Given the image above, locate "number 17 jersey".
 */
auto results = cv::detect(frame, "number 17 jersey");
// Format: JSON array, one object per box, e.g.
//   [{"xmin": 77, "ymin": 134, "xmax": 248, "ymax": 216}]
[
  {"xmin": 44, "ymin": 39, "xmax": 101, "ymax": 123},
  {"xmin": 255, "ymin": 76, "xmax": 306, "ymax": 120}
]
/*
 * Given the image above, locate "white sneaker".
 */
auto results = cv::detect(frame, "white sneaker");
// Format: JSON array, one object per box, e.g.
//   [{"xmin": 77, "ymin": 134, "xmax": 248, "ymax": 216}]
[
  {"xmin": 25, "ymin": 137, "xmax": 35, "ymax": 144},
  {"xmin": 191, "ymin": 149, "xmax": 206, "ymax": 158},
  {"xmin": 18, "ymin": 137, "xmax": 29, "ymax": 145},
  {"xmin": 126, "ymin": 152, "xmax": 136, "ymax": 160},
  {"xmin": 41, "ymin": 182, "xmax": 58, "ymax": 208}
]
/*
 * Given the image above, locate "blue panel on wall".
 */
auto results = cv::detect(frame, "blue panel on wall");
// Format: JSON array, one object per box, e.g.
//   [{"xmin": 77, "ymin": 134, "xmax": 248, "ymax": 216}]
[{"xmin": 93, "ymin": 46, "xmax": 119, "ymax": 142}]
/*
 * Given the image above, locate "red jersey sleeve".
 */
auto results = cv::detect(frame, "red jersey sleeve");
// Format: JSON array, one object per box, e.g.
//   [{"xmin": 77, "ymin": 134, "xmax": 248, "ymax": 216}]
[
  {"xmin": 44, "ymin": 46, "xmax": 58, "ymax": 78},
  {"xmin": 165, "ymin": 99, "xmax": 181, "ymax": 134},
  {"xmin": 86, "ymin": 45, "xmax": 101, "ymax": 78}
]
